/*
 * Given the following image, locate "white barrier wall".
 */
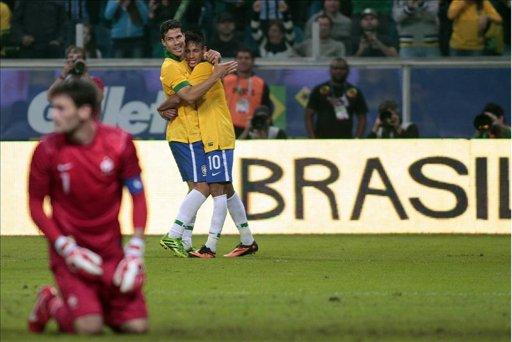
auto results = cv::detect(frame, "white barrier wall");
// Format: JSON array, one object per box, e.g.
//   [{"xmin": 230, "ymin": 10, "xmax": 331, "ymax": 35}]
[{"xmin": 1, "ymin": 140, "xmax": 510, "ymax": 235}]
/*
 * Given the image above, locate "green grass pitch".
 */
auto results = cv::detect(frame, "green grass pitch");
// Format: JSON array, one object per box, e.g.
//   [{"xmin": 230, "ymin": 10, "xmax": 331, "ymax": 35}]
[{"xmin": 1, "ymin": 235, "xmax": 510, "ymax": 341}]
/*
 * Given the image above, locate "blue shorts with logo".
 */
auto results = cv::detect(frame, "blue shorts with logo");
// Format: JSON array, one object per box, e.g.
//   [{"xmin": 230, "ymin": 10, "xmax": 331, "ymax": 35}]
[
  {"xmin": 205, "ymin": 149, "xmax": 234, "ymax": 184},
  {"xmin": 169, "ymin": 141, "xmax": 207, "ymax": 183}
]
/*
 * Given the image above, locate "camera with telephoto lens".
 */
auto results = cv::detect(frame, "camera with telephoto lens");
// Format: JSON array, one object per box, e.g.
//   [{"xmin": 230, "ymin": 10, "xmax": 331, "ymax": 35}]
[
  {"xmin": 70, "ymin": 59, "xmax": 86, "ymax": 76},
  {"xmin": 379, "ymin": 110, "xmax": 393, "ymax": 126},
  {"xmin": 473, "ymin": 113, "xmax": 493, "ymax": 138},
  {"xmin": 251, "ymin": 114, "xmax": 268, "ymax": 130}
]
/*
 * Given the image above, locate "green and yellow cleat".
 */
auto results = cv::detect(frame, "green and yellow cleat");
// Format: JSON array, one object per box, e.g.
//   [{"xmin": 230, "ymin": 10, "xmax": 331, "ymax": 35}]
[{"xmin": 159, "ymin": 234, "xmax": 189, "ymax": 258}]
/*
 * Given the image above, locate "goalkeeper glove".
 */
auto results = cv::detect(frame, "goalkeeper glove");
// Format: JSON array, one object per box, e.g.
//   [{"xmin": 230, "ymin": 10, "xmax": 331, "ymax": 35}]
[
  {"xmin": 54, "ymin": 236, "xmax": 103, "ymax": 278},
  {"xmin": 113, "ymin": 236, "xmax": 145, "ymax": 293}
]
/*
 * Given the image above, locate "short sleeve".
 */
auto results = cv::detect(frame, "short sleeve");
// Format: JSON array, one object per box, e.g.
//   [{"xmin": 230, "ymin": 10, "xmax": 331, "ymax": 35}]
[
  {"xmin": 28, "ymin": 143, "xmax": 51, "ymax": 199},
  {"xmin": 306, "ymin": 87, "xmax": 320, "ymax": 111},
  {"xmin": 119, "ymin": 136, "xmax": 142, "ymax": 180},
  {"xmin": 161, "ymin": 61, "xmax": 190, "ymax": 94},
  {"xmin": 189, "ymin": 62, "xmax": 212, "ymax": 86}
]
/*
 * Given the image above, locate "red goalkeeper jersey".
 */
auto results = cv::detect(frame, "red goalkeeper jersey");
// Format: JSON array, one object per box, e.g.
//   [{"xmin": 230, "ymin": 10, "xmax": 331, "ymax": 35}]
[{"xmin": 29, "ymin": 123, "xmax": 142, "ymax": 261}]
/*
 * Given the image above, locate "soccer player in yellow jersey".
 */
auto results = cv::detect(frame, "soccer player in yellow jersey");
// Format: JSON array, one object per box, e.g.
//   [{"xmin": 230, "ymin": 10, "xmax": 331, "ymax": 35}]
[
  {"xmin": 158, "ymin": 31, "xmax": 258, "ymax": 258},
  {"xmin": 158, "ymin": 20, "xmax": 237, "ymax": 257},
  {"xmin": 183, "ymin": 32, "xmax": 258, "ymax": 258}
]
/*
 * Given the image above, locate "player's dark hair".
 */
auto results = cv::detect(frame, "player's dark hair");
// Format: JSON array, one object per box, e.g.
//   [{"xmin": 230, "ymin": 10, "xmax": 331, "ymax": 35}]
[
  {"xmin": 483, "ymin": 102, "xmax": 504, "ymax": 118},
  {"xmin": 160, "ymin": 19, "xmax": 182, "ymax": 40},
  {"xmin": 235, "ymin": 47, "xmax": 254, "ymax": 60},
  {"xmin": 185, "ymin": 31, "xmax": 205, "ymax": 48},
  {"xmin": 49, "ymin": 79, "xmax": 100, "ymax": 117}
]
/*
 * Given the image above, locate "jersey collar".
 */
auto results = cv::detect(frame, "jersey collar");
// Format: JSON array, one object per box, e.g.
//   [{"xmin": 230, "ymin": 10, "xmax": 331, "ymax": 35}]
[{"xmin": 164, "ymin": 50, "xmax": 181, "ymax": 61}]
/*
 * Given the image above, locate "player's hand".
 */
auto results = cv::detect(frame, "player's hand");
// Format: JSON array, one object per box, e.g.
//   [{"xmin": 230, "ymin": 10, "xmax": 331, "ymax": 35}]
[
  {"xmin": 158, "ymin": 108, "xmax": 177, "ymax": 121},
  {"xmin": 204, "ymin": 49, "xmax": 221, "ymax": 65},
  {"xmin": 113, "ymin": 237, "xmax": 145, "ymax": 293},
  {"xmin": 213, "ymin": 61, "xmax": 238, "ymax": 78},
  {"xmin": 55, "ymin": 236, "xmax": 103, "ymax": 278}
]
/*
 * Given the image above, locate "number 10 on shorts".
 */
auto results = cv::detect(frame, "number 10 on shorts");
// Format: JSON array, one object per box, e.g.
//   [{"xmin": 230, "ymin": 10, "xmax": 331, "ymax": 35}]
[{"xmin": 205, "ymin": 149, "xmax": 234, "ymax": 183}]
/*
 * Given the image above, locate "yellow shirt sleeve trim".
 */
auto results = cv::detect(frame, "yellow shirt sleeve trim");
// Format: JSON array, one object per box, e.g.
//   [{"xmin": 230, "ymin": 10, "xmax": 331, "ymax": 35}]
[{"xmin": 173, "ymin": 80, "xmax": 190, "ymax": 93}]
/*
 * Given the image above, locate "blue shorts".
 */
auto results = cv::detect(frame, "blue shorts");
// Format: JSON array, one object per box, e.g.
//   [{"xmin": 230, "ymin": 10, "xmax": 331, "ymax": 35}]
[
  {"xmin": 205, "ymin": 149, "xmax": 234, "ymax": 184},
  {"xmin": 169, "ymin": 141, "xmax": 207, "ymax": 183}
]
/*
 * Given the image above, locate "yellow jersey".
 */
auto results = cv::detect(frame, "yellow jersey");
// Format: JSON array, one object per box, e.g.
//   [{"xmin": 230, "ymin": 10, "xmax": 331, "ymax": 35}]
[
  {"xmin": 448, "ymin": 0, "xmax": 502, "ymax": 50},
  {"xmin": 189, "ymin": 62, "xmax": 235, "ymax": 153},
  {"xmin": 160, "ymin": 54, "xmax": 201, "ymax": 143}
]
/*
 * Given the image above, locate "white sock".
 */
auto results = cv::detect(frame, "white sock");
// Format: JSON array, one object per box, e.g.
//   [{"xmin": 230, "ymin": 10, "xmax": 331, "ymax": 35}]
[
  {"xmin": 168, "ymin": 190, "xmax": 206, "ymax": 238},
  {"xmin": 227, "ymin": 193, "xmax": 254, "ymax": 245},
  {"xmin": 205, "ymin": 195, "xmax": 227, "ymax": 252},
  {"xmin": 182, "ymin": 215, "xmax": 196, "ymax": 250}
]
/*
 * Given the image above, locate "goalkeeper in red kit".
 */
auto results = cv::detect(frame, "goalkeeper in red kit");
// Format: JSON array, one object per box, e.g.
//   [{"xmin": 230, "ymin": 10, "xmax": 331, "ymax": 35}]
[{"xmin": 27, "ymin": 79, "xmax": 148, "ymax": 335}]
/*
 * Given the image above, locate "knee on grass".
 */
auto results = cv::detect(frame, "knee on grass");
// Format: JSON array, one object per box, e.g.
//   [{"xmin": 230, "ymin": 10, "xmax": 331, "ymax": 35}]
[
  {"xmin": 120, "ymin": 319, "xmax": 149, "ymax": 334},
  {"xmin": 74, "ymin": 315, "xmax": 103, "ymax": 335}
]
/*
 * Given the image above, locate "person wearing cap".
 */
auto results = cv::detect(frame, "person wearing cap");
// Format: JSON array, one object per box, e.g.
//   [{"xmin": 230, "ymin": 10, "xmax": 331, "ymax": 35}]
[
  {"xmin": 208, "ymin": 12, "xmax": 244, "ymax": 58},
  {"xmin": 304, "ymin": 0, "xmax": 352, "ymax": 51},
  {"xmin": 353, "ymin": 8, "xmax": 398, "ymax": 57},
  {"xmin": 393, "ymin": 0, "xmax": 440, "ymax": 58},
  {"xmin": 239, "ymin": 105, "xmax": 287, "ymax": 139}
]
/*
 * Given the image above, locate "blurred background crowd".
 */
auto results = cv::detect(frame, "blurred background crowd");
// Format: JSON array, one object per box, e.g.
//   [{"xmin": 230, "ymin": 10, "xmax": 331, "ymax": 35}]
[{"xmin": 0, "ymin": 0, "xmax": 510, "ymax": 59}]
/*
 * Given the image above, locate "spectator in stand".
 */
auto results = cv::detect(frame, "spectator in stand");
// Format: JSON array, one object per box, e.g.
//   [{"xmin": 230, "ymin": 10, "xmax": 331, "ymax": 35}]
[
  {"xmin": 447, "ymin": 0, "xmax": 502, "ymax": 57},
  {"xmin": 305, "ymin": 0, "xmax": 352, "ymax": 52},
  {"xmin": 393, "ymin": 0, "xmax": 440, "ymax": 58},
  {"xmin": 492, "ymin": 0, "xmax": 510, "ymax": 55},
  {"xmin": 83, "ymin": 23, "xmax": 102, "ymax": 58},
  {"xmin": 200, "ymin": 0, "xmax": 249, "ymax": 45},
  {"xmin": 438, "ymin": 0, "xmax": 453, "ymax": 56},
  {"xmin": 305, "ymin": 58, "xmax": 367, "ymax": 139},
  {"xmin": 208, "ymin": 12, "xmax": 244, "ymax": 58},
  {"xmin": 352, "ymin": 8, "xmax": 398, "ymax": 57},
  {"xmin": 48, "ymin": 46, "xmax": 105, "ymax": 103},
  {"xmin": 63, "ymin": 0, "xmax": 90, "ymax": 47},
  {"xmin": 239, "ymin": 105, "xmax": 287, "ymax": 140},
  {"xmin": 148, "ymin": 0, "xmax": 186, "ymax": 57},
  {"xmin": 367, "ymin": 100, "xmax": 419, "ymax": 138},
  {"xmin": 104, "ymin": 0, "xmax": 149, "ymax": 58},
  {"xmin": 224, "ymin": 48, "xmax": 274, "ymax": 137},
  {"xmin": 353, "ymin": 8, "xmax": 398, "ymax": 57},
  {"xmin": 251, "ymin": 0, "xmax": 295, "ymax": 58},
  {"xmin": 293, "ymin": 14, "xmax": 346, "ymax": 58},
  {"xmin": 0, "ymin": 1, "xmax": 12, "ymax": 57},
  {"xmin": 11, "ymin": 1, "xmax": 68, "ymax": 58}
]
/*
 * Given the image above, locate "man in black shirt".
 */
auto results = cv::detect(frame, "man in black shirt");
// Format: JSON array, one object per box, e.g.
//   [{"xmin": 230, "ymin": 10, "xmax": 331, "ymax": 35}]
[
  {"xmin": 208, "ymin": 12, "xmax": 243, "ymax": 58},
  {"xmin": 352, "ymin": 8, "xmax": 398, "ymax": 57},
  {"xmin": 305, "ymin": 58, "xmax": 368, "ymax": 139}
]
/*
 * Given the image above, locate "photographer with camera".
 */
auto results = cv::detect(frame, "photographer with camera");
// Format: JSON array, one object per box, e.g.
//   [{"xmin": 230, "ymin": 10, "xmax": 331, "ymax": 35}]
[
  {"xmin": 368, "ymin": 100, "xmax": 419, "ymax": 138},
  {"xmin": 48, "ymin": 45, "xmax": 104, "ymax": 103},
  {"xmin": 239, "ymin": 105, "xmax": 287, "ymax": 140},
  {"xmin": 472, "ymin": 102, "xmax": 511, "ymax": 138}
]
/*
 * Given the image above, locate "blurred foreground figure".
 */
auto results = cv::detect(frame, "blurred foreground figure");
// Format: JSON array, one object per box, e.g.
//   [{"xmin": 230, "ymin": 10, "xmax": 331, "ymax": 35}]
[{"xmin": 27, "ymin": 79, "xmax": 148, "ymax": 335}]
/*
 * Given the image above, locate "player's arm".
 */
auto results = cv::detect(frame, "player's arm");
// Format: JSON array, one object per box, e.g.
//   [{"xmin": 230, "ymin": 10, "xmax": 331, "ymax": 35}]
[
  {"xmin": 28, "ymin": 143, "xmax": 103, "ymax": 277},
  {"xmin": 175, "ymin": 61, "xmax": 238, "ymax": 105},
  {"xmin": 114, "ymin": 136, "xmax": 147, "ymax": 293},
  {"xmin": 28, "ymin": 144, "xmax": 63, "ymax": 244}
]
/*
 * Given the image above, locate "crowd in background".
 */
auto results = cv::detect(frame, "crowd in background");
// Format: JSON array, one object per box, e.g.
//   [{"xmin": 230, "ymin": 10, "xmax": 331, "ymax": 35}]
[{"xmin": 0, "ymin": 0, "xmax": 510, "ymax": 59}]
